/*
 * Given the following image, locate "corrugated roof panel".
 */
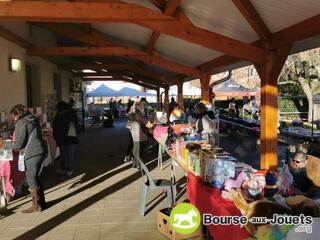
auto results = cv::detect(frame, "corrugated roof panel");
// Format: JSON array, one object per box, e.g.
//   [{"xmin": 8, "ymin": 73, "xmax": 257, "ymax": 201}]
[
  {"xmin": 251, "ymin": 0, "xmax": 320, "ymax": 33},
  {"xmin": 180, "ymin": 0, "xmax": 259, "ymax": 43},
  {"xmin": 123, "ymin": 0, "xmax": 161, "ymax": 11},
  {"xmin": 155, "ymin": 34, "xmax": 222, "ymax": 67},
  {"xmin": 92, "ymin": 23, "xmax": 152, "ymax": 48}
]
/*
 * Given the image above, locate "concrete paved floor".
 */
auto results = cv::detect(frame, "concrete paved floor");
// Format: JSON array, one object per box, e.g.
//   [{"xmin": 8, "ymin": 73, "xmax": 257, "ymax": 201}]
[{"xmin": 0, "ymin": 120, "xmax": 194, "ymax": 240}]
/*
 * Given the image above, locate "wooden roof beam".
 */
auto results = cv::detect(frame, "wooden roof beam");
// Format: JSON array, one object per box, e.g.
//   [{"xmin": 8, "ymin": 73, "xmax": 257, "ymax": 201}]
[
  {"xmin": 27, "ymin": 46, "xmax": 201, "ymax": 78},
  {"xmin": 200, "ymin": 12, "xmax": 320, "ymax": 73},
  {"xmin": 0, "ymin": 1, "xmax": 265, "ymax": 64},
  {"xmin": 145, "ymin": 0, "xmax": 181, "ymax": 53},
  {"xmin": 34, "ymin": 23, "xmax": 202, "ymax": 78},
  {"xmin": 0, "ymin": 25, "xmax": 33, "ymax": 48},
  {"xmin": 76, "ymin": 72, "xmax": 166, "ymax": 86},
  {"xmin": 59, "ymin": 61, "xmax": 178, "ymax": 85},
  {"xmin": 270, "ymin": 13, "xmax": 320, "ymax": 48},
  {"xmin": 232, "ymin": 0, "xmax": 271, "ymax": 41}
]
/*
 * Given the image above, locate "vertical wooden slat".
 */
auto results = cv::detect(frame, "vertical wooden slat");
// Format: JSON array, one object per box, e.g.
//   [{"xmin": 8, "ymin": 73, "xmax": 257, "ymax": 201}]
[{"xmin": 201, "ymin": 73, "xmax": 211, "ymax": 104}]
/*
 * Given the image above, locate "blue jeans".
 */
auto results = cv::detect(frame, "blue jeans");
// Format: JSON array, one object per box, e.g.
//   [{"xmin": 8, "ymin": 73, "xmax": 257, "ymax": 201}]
[
  {"xmin": 60, "ymin": 145, "xmax": 76, "ymax": 172},
  {"xmin": 25, "ymin": 154, "xmax": 45, "ymax": 188}
]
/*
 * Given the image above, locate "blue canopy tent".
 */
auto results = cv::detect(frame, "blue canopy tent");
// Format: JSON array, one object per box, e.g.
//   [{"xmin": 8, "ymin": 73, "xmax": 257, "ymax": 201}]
[
  {"xmin": 87, "ymin": 84, "xmax": 120, "ymax": 97},
  {"xmin": 117, "ymin": 87, "xmax": 156, "ymax": 97}
]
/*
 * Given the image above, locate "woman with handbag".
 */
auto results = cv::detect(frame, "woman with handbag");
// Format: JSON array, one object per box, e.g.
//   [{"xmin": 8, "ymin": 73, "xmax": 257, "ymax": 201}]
[
  {"xmin": 53, "ymin": 101, "xmax": 78, "ymax": 176},
  {"xmin": 11, "ymin": 104, "xmax": 47, "ymax": 213},
  {"xmin": 127, "ymin": 101, "xmax": 151, "ymax": 169}
]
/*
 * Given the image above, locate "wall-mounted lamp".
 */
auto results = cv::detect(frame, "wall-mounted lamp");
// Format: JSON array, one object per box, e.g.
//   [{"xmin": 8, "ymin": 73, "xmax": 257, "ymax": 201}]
[{"xmin": 9, "ymin": 58, "xmax": 22, "ymax": 72}]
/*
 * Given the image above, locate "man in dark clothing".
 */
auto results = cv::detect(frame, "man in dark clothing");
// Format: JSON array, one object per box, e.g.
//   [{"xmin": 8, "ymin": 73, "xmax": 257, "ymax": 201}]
[
  {"xmin": 53, "ymin": 101, "xmax": 78, "ymax": 176},
  {"xmin": 169, "ymin": 97, "xmax": 177, "ymax": 115}
]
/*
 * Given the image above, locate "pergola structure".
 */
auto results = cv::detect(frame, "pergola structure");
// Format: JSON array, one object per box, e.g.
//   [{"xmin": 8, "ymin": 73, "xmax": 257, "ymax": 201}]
[{"xmin": 0, "ymin": 0, "xmax": 320, "ymax": 169}]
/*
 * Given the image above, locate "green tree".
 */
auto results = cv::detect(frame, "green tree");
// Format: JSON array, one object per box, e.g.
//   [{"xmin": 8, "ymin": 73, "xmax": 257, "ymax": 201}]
[{"xmin": 278, "ymin": 48, "xmax": 320, "ymax": 122}]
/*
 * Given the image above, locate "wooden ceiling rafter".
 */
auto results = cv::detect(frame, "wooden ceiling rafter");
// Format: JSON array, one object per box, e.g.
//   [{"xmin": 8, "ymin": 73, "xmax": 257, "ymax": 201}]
[
  {"xmin": 59, "ymin": 61, "xmax": 178, "ymax": 85},
  {"xmin": 145, "ymin": 0, "xmax": 181, "ymax": 53},
  {"xmin": 199, "ymin": 12, "xmax": 320, "ymax": 73},
  {"xmin": 0, "ymin": 1, "xmax": 265, "ymax": 64},
  {"xmin": 34, "ymin": 22, "xmax": 201, "ymax": 78}
]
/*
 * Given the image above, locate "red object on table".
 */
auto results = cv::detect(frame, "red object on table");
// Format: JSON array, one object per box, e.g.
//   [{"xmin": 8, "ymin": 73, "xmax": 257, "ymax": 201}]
[{"xmin": 187, "ymin": 172, "xmax": 251, "ymax": 240}]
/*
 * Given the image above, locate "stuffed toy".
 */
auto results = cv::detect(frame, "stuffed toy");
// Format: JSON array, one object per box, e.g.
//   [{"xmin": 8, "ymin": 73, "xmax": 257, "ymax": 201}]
[
  {"xmin": 242, "ymin": 170, "xmax": 266, "ymax": 200},
  {"xmin": 222, "ymin": 189, "xmax": 320, "ymax": 238},
  {"xmin": 224, "ymin": 171, "xmax": 249, "ymax": 191}
]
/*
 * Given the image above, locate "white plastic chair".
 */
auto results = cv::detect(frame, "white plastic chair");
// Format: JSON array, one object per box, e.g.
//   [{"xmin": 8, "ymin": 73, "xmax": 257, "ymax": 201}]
[{"xmin": 139, "ymin": 160, "xmax": 176, "ymax": 216}]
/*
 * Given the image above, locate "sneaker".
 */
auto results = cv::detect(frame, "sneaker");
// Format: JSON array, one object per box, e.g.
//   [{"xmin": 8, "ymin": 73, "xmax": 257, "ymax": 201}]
[
  {"xmin": 56, "ymin": 169, "xmax": 66, "ymax": 174},
  {"xmin": 67, "ymin": 171, "xmax": 73, "ymax": 176}
]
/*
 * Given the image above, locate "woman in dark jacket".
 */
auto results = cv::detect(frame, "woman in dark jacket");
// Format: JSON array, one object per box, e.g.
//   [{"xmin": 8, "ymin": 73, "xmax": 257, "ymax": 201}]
[
  {"xmin": 53, "ymin": 101, "xmax": 78, "ymax": 176},
  {"xmin": 11, "ymin": 104, "xmax": 47, "ymax": 213}
]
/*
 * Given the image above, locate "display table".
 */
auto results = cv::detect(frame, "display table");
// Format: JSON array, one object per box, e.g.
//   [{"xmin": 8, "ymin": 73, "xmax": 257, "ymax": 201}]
[
  {"xmin": 0, "ymin": 157, "xmax": 16, "ymax": 207},
  {"xmin": 280, "ymin": 127, "xmax": 320, "ymax": 142},
  {"xmin": 153, "ymin": 125, "xmax": 251, "ymax": 239},
  {"xmin": 187, "ymin": 173, "xmax": 250, "ymax": 240},
  {"xmin": 219, "ymin": 116, "xmax": 260, "ymax": 133}
]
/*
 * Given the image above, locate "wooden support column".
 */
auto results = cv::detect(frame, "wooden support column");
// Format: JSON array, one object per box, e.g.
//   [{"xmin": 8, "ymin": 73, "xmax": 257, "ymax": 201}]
[
  {"xmin": 200, "ymin": 73, "xmax": 211, "ymax": 104},
  {"xmin": 256, "ymin": 45, "xmax": 291, "ymax": 170},
  {"xmin": 156, "ymin": 88, "xmax": 161, "ymax": 111},
  {"xmin": 164, "ymin": 86, "xmax": 170, "ymax": 116},
  {"xmin": 177, "ymin": 82, "xmax": 184, "ymax": 109}
]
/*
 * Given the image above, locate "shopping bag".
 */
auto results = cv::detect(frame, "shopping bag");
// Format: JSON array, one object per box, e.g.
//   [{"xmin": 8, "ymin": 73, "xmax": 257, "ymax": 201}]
[{"xmin": 67, "ymin": 122, "xmax": 77, "ymax": 137}]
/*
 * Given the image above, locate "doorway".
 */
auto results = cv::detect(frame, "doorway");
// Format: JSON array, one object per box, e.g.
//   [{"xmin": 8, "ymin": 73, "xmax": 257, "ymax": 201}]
[{"xmin": 25, "ymin": 63, "xmax": 41, "ymax": 108}]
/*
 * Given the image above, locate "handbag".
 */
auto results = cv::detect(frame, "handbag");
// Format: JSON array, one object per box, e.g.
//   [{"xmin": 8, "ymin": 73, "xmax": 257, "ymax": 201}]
[
  {"xmin": 67, "ymin": 121, "xmax": 77, "ymax": 137},
  {"xmin": 18, "ymin": 128, "xmax": 36, "ymax": 172}
]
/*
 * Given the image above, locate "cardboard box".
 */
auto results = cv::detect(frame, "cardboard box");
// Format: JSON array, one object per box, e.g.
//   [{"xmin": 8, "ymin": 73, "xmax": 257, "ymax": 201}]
[{"xmin": 157, "ymin": 208, "xmax": 202, "ymax": 240}]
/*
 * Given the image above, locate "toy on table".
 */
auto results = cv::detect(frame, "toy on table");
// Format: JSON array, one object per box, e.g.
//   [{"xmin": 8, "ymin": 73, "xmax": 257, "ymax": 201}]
[
  {"xmin": 165, "ymin": 127, "xmax": 177, "ymax": 147},
  {"xmin": 222, "ymin": 188, "xmax": 320, "ymax": 237},
  {"xmin": 242, "ymin": 170, "xmax": 266, "ymax": 200},
  {"xmin": 278, "ymin": 164, "xmax": 294, "ymax": 196},
  {"xmin": 224, "ymin": 171, "xmax": 249, "ymax": 191}
]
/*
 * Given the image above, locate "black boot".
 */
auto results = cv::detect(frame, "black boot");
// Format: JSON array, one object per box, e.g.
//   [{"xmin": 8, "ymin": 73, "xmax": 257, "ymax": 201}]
[{"xmin": 38, "ymin": 183, "xmax": 46, "ymax": 210}]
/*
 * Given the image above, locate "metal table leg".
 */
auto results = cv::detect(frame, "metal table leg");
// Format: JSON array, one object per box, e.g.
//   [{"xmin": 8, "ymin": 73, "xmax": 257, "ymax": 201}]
[
  {"xmin": 170, "ymin": 160, "xmax": 176, "ymax": 185},
  {"xmin": 0, "ymin": 176, "xmax": 7, "ymax": 207},
  {"xmin": 158, "ymin": 144, "xmax": 163, "ymax": 170}
]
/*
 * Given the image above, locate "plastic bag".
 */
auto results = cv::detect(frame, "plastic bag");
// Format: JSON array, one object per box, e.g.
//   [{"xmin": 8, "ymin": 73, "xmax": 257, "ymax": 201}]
[{"xmin": 278, "ymin": 164, "xmax": 293, "ymax": 195}]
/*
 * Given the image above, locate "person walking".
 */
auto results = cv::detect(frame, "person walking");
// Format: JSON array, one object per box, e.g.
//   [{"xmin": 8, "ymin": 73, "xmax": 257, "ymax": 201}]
[
  {"xmin": 53, "ymin": 101, "xmax": 78, "ymax": 176},
  {"xmin": 195, "ymin": 102, "xmax": 214, "ymax": 140},
  {"xmin": 11, "ymin": 104, "xmax": 47, "ymax": 213},
  {"xmin": 127, "ymin": 102, "xmax": 150, "ymax": 169}
]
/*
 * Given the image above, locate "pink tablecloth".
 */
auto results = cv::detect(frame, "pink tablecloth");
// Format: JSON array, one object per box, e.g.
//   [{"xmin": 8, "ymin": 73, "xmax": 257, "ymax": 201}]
[{"xmin": 0, "ymin": 160, "xmax": 15, "ymax": 197}]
